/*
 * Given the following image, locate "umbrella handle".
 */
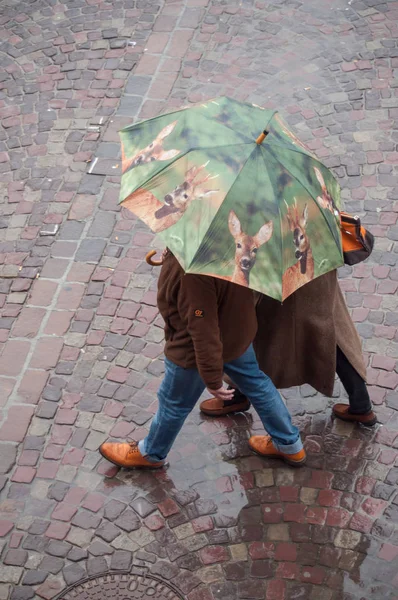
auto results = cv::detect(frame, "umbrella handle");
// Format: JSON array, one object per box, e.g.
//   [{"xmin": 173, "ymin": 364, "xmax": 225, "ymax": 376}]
[{"xmin": 145, "ymin": 250, "xmax": 163, "ymax": 266}]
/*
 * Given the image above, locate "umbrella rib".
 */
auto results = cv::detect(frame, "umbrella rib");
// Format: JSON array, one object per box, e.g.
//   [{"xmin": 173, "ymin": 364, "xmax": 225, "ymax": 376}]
[
  {"xmin": 260, "ymin": 148, "xmax": 284, "ymax": 302},
  {"xmin": 264, "ymin": 137, "xmax": 316, "ymax": 159}
]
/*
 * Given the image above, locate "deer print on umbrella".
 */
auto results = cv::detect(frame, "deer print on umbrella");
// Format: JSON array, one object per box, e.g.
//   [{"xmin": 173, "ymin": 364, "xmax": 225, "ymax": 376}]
[
  {"xmin": 121, "ymin": 121, "xmax": 180, "ymax": 173},
  {"xmin": 155, "ymin": 162, "xmax": 219, "ymax": 220},
  {"xmin": 228, "ymin": 211, "xmax": 274, "ymax": 287},
  {"xmin": 313, "ymin": 167, "xmax": 340, "ymax": 219},
  {"xmin": 282, "ymin": 199, "xmax": 314, "ymax": 300}
]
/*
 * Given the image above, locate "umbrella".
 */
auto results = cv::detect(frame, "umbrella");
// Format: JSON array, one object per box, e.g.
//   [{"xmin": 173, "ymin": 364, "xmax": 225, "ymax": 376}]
[{"xmin": 119, "ymin": 97, "xmax": 343, "ymax": 302}]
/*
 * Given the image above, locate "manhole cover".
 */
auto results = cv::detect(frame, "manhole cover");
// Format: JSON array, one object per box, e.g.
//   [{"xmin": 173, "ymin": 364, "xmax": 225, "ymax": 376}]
[{"xmin": 57, "ymin": 572, "xmax": 185, "ymax": 599}]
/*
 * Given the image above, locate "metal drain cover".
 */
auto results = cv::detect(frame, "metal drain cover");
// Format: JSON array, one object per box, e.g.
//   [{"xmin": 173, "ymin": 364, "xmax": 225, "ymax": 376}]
[{"xmin": 57, "ymin": 572, "xmax": 184, "ymax": 599}]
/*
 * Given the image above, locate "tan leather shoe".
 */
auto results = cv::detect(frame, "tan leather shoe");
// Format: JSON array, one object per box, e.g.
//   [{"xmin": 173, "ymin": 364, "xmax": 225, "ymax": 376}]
[
  {"xmin": 333, "ymin": 404, "xmax": 377, "ymax": 426},
  {"xmin": 200, "ymin": 396, "xmax": 251, "ymax": 417},
  {"xmin": 99, "ymin": 441, "xmax": 165, "ymax": 469},
  {"xmin": 249, "ymin": 435, "xmax": 306, "ymax": 467}
]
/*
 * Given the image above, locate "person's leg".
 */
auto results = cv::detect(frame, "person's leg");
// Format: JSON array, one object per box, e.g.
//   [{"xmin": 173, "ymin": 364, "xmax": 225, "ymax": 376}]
[
  {"xmin": 100, "ymin": 359, "xmax": 205, "ymax": 468},
  {"xmin": 334, "ymin": 346, "xmax": 377, "ymax": 425},
  {"xmin": 224, "ymin": 345, "xmax": 305, "ymax": 464},
  {"xmin": 139, "ymin": 358, "xmax": 206, "ymax": 462},
  {"xmin": 336, "ymin": 346, "xmax": 371, "ymax": 413}
]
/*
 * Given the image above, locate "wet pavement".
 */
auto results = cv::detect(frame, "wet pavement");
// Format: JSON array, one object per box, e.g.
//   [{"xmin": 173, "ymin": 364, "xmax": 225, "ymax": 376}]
[{"xmin": 1, "ymin": 0, "xmax": 398, "ymax": 598}]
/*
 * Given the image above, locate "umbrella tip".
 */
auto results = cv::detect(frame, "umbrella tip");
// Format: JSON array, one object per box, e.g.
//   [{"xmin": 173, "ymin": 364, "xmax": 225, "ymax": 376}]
[{"xmin": 256, "ymin": 130, "xmax": 268, "ymax": 145}]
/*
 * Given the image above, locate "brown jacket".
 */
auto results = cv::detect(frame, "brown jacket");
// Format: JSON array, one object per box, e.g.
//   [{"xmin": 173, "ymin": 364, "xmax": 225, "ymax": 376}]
[
  {"xmin": 157, "ymin": 252, "xmax": 257, "ymax": 389},
  {"xmin": 254, "ymin": 270, "xmax": 366, "ymax": 397}
]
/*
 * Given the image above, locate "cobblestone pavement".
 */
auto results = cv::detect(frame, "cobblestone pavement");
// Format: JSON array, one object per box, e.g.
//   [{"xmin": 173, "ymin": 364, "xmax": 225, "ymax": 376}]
[{"xmin": 1, "ymin": 0, "xmax": 398, "ymax": 598}]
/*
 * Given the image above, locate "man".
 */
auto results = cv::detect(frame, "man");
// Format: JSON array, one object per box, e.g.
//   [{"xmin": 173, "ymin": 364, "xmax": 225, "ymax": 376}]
[
  {"xmin": 200, "ymin": 271, "xmax": 377, "ymax": 426},
  {"xmin": 100, "ymin": 249, "xmax": 306, "ymax": 469}
]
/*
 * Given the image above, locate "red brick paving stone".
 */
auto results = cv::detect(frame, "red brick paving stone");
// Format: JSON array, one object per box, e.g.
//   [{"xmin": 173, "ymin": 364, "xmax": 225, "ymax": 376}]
[
  {"xmin": 82, "ymin": 493, "xmax": 104, "ymax": 513},
  {"xmin": 36, "ymin": 579, "xmax": 63, "ymax": 600},
  {"xmin": 9, "ymin": 532, "xmax": 24, "ymax": 548},
  {"xmin": 326, "ymin": 508, "xmax": 351, "ymax": 528},
  {"xmin": 37, "ymin": 460, "xmax": 58, "ymax": 479},
  {"xmin": 56, "ymin": 283, "xmax": 85, "ymax": 310},
  {"xmin": 307, "ymin": 471, "xmax": 334, "ymax": 489},
  {"xmin": 52, "ymin": 503, "xmax": 78, "ymax": 522},
  {"xmin": 16, "ymin": 369, "xmax": 48, "ymax": 404},
  {"xmin": 11, "ymin": 307, "xmax": 46, "ymax": 338},
  {"xmin": 301, "ymin": 566, "xmax": 326, "ymax": 585},
  {"xmin": 305, "ymin": 507, "xmax": 327, "ymax": 526},
  {"xmin": 61, "ymin": 448, "xmax": 85, "ymax": 466},
  {"xmin": 30, "ymin": 337, "xmax": 63, "ymax": 369},
  {"xmin": 87, "ymin": 330, "xmax": 106, "ymax": 345},
  {"xmin": 67, "ymin": 263, "xmax": 95, "ymax": 283},
  {"xmin": 137, "ymin": 305, "xmax": 158, "ymax": 324},
  {"xmin": 28, "ymin": 280, "xmax": 58, "ymax": 307},
  {"xmin": 249, "ymin": 542, "xmax": 275, "ymax": 560},
  {"xmin": 110, "ymin": 317, "xmax": 133, "ymax": 335},
  {"xmin": 317, "ymin": 489, "xmax": 342, "ymax": 507},
  {"xmin": 274, "ymin": 543, "xmax": 297, "ymax": 562},
  {"xmin": 63, "ymin": 486, "xmax": 87, "ymax": 506},
  {"xmin": 107, "ymin": 366, "xmax": 130, "ymax": 384},
  {"xmin": 0, "ymin": 340, "xmax": 30, "ymax": 377},
  {"xmin": 45, "ymin": 521, "xmax": 71, "ymax": 540},
  {"xmin": 44, "ymin": 311, "xmax": 74, "ymax": 336},
  {"xmin": 280, "ymin": 486, "xmax": 299, "ymax": 502},
  {"xmin": 355, "ymin": 476, "xmax": 376, "ymax": 495},
  {"xmin": 55, "ymin": 409, "xmax": 78, "ymax": 426},
  {"xmin": 0, "ymin": 520, "xmax": 14, "ymax": 537},
  {"xmin": 105, "ymin": 286, "xmax": 124, "ymax": 300},
  {"xmin": 18, "ymin": 450, "xmax": 39, "ymax": 466},
  {"xmin": 0, "ymin": 331, "xmax": 9, "ymax": 344},
  {"xmin": 92, "ymin": 268, "xmax": 113, "ymax": 282},
  {"xmin": 110, "ymin": 421, "xmax": 135, "ymax": 438},
  {"xmin": 266, "ymin": 579, "xmax": 286, "ymax": 600},
  {"xmin": 158, "ymin": 498, "xmax": 180, "ymax": 517},
  {"xmin": 51, "ymin": 425, "xmax": 73, "ymax": 445},
  {"xmin": 11, "ymin": 466, "xmax": 36, "ymax": 483},
  {"xmin": 378, "ymin": 543, "xmax": 398, "ymax": 562},
  {"xmin": 349, "ymin": 513, "xmax": 373, "ymax": 533},
  {"xmin": 283, "ymin": 504, "xmax": 307, "ymax": 523},
  {"xmin": 40, "ymin": 258, "xmax": 69, "ymax": 279},
  {"xmin": 200, "ymin": 545, "xmax": 230, "ymax": 565},
  {"xmin": 276, "ymin": 562, "xmax": 301, "ymax": 580},
  {"xmin": 250, "ymin": 559, "xmax": 274, "ymax": 578},
  {"xmin": 0, "ymin": 378, "xmax": 15, "ymax": 407},
  {"xmin": 97, "ymin": 298, "xmax": 119, "ymax": 316},
  {"xmin": 192, "ymin": 516, "xmax": 214, "ymax": 533},
  {"xmin": 104, "ymin": 401, "xmax": 123, "ymax": 418},
  {"xmin": 187, "ymin": 589, "xmax": 213, "ymax": 600},
  {"xmin": 361, "ymin": 498, "xmax": 388, "ymax": 517},
  {"xmin": 378, "ymin": 448, "xmax": 398, "ymax": 465},
  {"xmin": 68, "ymin": 195, "xmax": 96, "ymax": 221},
  {"xmin": 43, "ymin": 444, "xmax": 63, "ymax": 460},
  {"xmin": 144, "ymin": 515, "xmax": 166, "ymax": 531},
  {"xmin": 97, "ymin": 461, "xmax": 119, "ymax": 478},
  {"xmin": 0, "ymin": 405, "xmax": 34, "ymax": 442}
]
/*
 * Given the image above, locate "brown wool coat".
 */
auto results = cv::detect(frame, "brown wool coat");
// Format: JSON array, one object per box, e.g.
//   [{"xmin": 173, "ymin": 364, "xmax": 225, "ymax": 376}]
[{"xmin": 253, "ymin": 270, "xmax": 367, "ymax": 397}]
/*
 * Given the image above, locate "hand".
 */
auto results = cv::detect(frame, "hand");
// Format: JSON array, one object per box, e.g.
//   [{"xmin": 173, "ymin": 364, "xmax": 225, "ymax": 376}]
[
  {"xmin": 207, "ymin": 386, "xmax": 235, "ymax": 401},
  {"xmin": 161, "ymin": 248, "xmax": 168, "ymax": 262}
]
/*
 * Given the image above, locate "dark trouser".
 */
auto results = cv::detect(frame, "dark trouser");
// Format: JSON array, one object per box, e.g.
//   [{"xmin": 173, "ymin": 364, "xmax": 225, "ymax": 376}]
[{"xmin": 336, "ymin": 346, "xmax": 372, "ymax": 414}]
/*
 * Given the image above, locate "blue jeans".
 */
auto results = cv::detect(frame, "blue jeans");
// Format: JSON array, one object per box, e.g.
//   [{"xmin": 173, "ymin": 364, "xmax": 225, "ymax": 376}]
[{"xmin": 139, "ymin": 345, "xmax": 302, "ymax": 462}]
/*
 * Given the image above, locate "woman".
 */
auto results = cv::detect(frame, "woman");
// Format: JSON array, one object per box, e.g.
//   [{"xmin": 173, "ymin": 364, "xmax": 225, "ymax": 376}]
[{"xmin": 200, "ymin": 270, "xmax": 377, "ymax": 426}]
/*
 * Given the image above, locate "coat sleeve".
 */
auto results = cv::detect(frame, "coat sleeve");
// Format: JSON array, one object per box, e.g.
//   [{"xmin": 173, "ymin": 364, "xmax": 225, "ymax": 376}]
[{"xmin": 179, "ymin": 274, "xmax": 224, "ymax": 389}]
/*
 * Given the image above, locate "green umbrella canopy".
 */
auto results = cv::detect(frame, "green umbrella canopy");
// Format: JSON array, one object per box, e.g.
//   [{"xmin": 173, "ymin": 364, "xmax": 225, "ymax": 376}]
[{"xmin": 119, "ymin": 97, "xmax": 343, "ymax": 302}]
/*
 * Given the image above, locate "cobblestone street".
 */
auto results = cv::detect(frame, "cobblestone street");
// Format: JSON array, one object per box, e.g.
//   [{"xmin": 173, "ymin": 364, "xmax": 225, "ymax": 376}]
[{"xmin": 1, "ymin": 0, "xmax": 398, "ymax": 598}]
